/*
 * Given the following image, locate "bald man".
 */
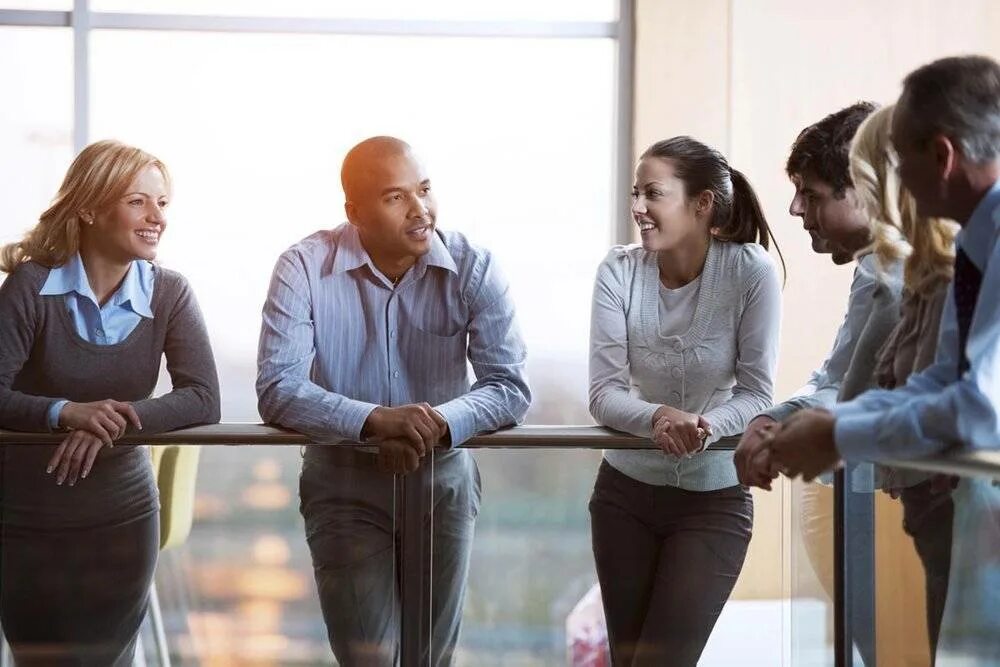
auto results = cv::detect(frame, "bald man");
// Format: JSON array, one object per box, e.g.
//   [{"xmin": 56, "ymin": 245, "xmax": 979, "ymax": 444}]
[{"xmin": 257, "ymin": 137, "xmax": 531, "ymax": 665}]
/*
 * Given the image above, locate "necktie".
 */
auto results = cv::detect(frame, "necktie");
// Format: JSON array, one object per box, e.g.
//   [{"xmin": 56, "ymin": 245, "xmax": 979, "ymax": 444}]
[{"xmin": 953, "ymin": 246, "xmax": 983, "ymax": 375}]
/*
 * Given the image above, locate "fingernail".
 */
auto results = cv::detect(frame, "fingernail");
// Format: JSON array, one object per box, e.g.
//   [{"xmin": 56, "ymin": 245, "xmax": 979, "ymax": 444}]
[
  {"xmin": 82, "ymin": 470, "xmax": 89, "ymax": 478},
  {"xmin": 57, "ymin": 478, "xmax": 64, "ymax": 485},
  {"xmin": 46, "ymin": 466, "xmax": 54, "ymax": 473},
  {"xmin": 69, "ymin": 480, "xmax": 75, "ymax": 487}
]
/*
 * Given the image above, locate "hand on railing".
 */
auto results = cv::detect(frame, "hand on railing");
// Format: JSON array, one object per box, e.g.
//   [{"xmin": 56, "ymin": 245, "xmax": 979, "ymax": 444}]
[
  {"xmin": 735, "ymin": 415, "xmax": 781, "ymax": 490},
  {"xmin": 362, "ymin": 404, "xmax": 447, "ymax": 456},
  {"xmin": 59, "ymin": 399, "xmax": 142, "ymax": 446},
  {"xmin": 46, "ymin": 429, "xmax": 108, "ymax": 486},
  {"xmin": 376, "ymin": 438, "xmax": 423, "ymax": 475},
  {"xmin": 765, "ymin": 408, "xmax": 842, "ymax": 482},
  {"xmin": 651, "ymin": 406, "xmax": 711, "ymax": 458}
]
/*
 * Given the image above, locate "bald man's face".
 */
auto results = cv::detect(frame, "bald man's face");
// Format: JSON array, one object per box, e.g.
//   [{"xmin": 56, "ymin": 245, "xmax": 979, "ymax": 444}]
[{"xmin": 345, "ymin": 151, "xmax": 437, "ymax": 260}]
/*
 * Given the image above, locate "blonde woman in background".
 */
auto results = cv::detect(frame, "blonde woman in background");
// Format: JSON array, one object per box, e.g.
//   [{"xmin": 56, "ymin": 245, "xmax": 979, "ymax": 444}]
[
  {"xmin": 0, "ymin": 140, "xmax": 220, "ymax": 665},
  {"xmin": 851, "ymin": 104, "xmax": 958, "ymax": 663}
]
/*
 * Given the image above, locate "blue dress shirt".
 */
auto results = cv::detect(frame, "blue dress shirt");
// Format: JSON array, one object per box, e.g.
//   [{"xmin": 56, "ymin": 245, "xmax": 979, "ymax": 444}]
[{"xmin": 834, "ymin": 178, "xmax": 1000, "ymax": 459}]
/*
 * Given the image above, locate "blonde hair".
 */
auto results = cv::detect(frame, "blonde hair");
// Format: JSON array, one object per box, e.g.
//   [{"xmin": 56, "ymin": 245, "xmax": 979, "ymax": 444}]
[
  {"xmin": 0, "ymin": 140, "xmax": 170, "ymax": 273},
  {"xmin": 849, "ymin": 105, "xmax": 957, "ymax": 295}
]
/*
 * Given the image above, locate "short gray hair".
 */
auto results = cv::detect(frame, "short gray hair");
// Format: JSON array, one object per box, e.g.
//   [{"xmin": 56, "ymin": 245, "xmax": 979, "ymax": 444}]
[{"xmin": 899, "ymin": 55, "xmax": 1000, "ymax": 164}]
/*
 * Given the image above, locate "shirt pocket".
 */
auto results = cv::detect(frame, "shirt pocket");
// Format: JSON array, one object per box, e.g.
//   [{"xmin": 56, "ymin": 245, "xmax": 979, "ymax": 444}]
[{"xmin": 402, "ymin": 326, "xmax": 470, "ymax": 399}]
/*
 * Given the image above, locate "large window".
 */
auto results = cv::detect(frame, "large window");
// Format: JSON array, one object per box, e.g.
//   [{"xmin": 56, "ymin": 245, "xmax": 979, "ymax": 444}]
[
  {"xmin": 1, "ymin": 4, "xmax": 628, "ymax": 663},
  {"xmin": 0, "ymin": 26, "xmax": 72, "ymax": 250},
  {"xmin": 89, "ymin": 29, "xmax": 617, "ymax": 425}
]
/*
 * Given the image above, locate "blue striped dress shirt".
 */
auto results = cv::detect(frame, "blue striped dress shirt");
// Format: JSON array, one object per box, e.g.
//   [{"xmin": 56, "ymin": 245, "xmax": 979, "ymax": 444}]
[{"xmin": 256, "ymin": 223, "xmax": 530, "ymax": 445}]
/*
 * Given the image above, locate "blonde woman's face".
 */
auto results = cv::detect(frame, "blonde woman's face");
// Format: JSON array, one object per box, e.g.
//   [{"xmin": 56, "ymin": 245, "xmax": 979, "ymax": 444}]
[{"xmin": 90, "ymin": 165, "xmax": 169, "ymax": 263}]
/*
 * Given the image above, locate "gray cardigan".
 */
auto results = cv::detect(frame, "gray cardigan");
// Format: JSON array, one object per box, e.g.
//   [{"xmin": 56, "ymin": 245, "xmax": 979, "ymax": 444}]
[
  {"xmin": 589, "ymin": 239, "xmax": 782, "ymax": 490},
  {"xmin": 0, "ymin": 261, "xmax": 220, "ymax": 528}
]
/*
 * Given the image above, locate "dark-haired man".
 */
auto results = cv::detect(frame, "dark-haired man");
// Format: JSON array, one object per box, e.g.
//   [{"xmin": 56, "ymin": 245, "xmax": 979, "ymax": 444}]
[{"xmin": 735, "ymin": 101, "xmax": 884, "ymax": 487}]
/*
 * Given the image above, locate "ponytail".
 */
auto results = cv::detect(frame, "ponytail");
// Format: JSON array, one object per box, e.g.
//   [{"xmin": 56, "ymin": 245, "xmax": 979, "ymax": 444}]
[{"xmin": 725, "ymin": 168, "xmax": 786, "ymax": 279}]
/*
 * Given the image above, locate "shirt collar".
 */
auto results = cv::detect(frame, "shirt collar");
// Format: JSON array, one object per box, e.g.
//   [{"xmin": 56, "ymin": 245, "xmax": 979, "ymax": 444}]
[
  {"xmin": 958, "ymin": 177, "xmax": 1000, "ymax": 271},
  {"xmin": 116, "ymin": 259, "xmax": 155, "ymax": 318},
  {"xmin": 39, "ymin": 251, "xmax": 92, "ymax": 299},
  {"xmin": 39, "ymin": 252, "xmax": 154, "ymax": 318},
  {"xmin": 330, "ymin": 224, "xmax": 370, "ymax": 275},
  {"xmin": 420, "ymin": 229, "xmax": 458, "ymax": 275},
  {"xmin": 330, "ymin": 223, "xmax": 458, "ymax": 280}
]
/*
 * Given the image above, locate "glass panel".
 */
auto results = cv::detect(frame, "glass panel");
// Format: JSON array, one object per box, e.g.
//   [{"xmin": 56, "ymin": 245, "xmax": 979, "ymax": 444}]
[
  {"xmin": 150, "ymin": 444, "xmax": 398, "ymax": 664},
  {"xmin": 439, "ymin": 449, "xmax": 787, "ymax": 665},
  {"xmin": 90, "ymin": 0, "xmax": 616, "ymax": 22},
  {"xmin": 461, "ymin": 450, "xmax": 602, "ymax": 665},
  {"xmin": 873, "ymin": 465, "xmax": 952, "ymax": 666},
  {"xmin": 934, "ymin": 476, "xmax": 1000, "ymax": 665},
  {"xmin": 789, "ymin": 477, "xmax": 835, "ymax": 666},
  {"xmin": 0, "ymin": 26, "xmax": 72, "ymax": 255}
]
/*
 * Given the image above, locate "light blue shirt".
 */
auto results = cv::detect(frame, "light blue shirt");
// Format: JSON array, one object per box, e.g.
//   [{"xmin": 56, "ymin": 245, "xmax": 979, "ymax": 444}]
[
  {"xmin": 760, "ymin": 253, "xmax": 882, "ymax": 423},
  {"xmin": 256, "ymin": 223, "xmax": 531, "ymax": 446},
  {"xmin": 834, "ymin": 178, "xmax": 1000, "ymax": 460},
  {"xmin": 39, "ymin": 253, "xmax": 155, "ymax": 427}
]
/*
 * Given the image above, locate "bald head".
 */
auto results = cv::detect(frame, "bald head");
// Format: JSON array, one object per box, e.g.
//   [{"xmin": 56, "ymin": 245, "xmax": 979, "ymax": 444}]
[
  {"xmin": 341, "ymin": 136, "xmax": 417, "ymax": 202},
  {"xmin": 340, "ymin": 136, "xmax": 437, "ymax": 262}
]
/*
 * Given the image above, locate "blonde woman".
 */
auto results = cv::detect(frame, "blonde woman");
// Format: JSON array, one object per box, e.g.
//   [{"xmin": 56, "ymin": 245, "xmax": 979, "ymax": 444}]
[
  {"xmin": 851, "ymin": 104, "xmax": 958, "ymax": 661},
  {"xmin": 0, "ymin": 140, "xmax": 220, "ymax": 664}
]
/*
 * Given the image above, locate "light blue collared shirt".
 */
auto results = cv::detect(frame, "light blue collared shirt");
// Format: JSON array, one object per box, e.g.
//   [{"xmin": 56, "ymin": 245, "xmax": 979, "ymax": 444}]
[
  {"xmin": 40, "ymin": 253, "xmax": 155, "ymax": 427},
  {"xmin": 834, "ymin": 178, "xmax": 1000, "ymax": 460},
  {"xmin": 256, "ymin": 223, "xmax": 531, "ymax": 446}
]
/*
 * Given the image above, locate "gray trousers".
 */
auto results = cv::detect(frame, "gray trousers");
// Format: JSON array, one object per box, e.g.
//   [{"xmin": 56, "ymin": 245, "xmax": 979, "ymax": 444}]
[
  {"xmin": 300, "ymin": 447, "xmax": 481, "ymax": 666},
  {"xmin": 589, "ymin": 460, "xmax": 753, "ymax": 667}
]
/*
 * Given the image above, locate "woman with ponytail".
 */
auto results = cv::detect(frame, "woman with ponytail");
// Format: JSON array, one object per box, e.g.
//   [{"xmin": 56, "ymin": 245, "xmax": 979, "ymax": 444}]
[{"xmin": 588, "ymin": 136, "xmax": 783, "ymax": 665}]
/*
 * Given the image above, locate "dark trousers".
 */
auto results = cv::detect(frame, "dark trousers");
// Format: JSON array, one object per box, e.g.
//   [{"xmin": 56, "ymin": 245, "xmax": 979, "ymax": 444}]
[
  {"xmin": 0, "ymin": 512, "xmax": 159, "ymax": 666},
  {"xmin": 900, "ymin": 479, "xmax": 955, "ymax": 662},
  {"xmin": 589, "ymin": 460, "xmax": 753, "ymax": 667},
  {"xmin": 300, "ymin": 448, "xmax": 480, "ymax": 667}
]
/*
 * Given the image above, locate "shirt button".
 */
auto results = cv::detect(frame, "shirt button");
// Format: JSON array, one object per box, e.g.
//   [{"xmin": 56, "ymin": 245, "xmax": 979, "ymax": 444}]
[
  {"xmin": 671, "ymin": 391, "xmax": 681, "ymax": 402},
  {"xmin": 673, "ymin": 341, "xmax": 683, "ymax": 352},
  {"xmin": 390, "ymin": 330, "xmax": 396, "ymax": 338},
  {"xmin": 671, "ymin": 367, "xmax": 682, "ymax": 379},
  {"xmin": 393, "ymin": 371, "xmax": 400, "ymax": 378}
]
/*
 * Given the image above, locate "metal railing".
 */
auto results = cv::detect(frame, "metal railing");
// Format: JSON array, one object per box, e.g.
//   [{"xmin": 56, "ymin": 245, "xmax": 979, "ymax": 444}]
[
  {"xmin": 3, "ymin": 424, "xmax": 998, "ymax": 665},
  {"xmin": 5, "ymin": 423, "xmax": 995, "ymax": 476}
]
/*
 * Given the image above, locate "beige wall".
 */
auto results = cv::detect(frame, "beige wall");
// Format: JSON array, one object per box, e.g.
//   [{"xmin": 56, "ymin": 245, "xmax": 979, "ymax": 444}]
[
  {"xmin": 634, "ymin": 1, "xmax": 1000, "ymax": 663},
  {"xmin": 636, "ymin": 0, "xmax": 1000, "ymax": 399}
]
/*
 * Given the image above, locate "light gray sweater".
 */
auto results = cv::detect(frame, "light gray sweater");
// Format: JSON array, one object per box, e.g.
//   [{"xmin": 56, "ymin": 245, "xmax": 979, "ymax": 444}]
[{"xmin": 589, "ymin": 239, "xmax": 782, "ymax": 490}]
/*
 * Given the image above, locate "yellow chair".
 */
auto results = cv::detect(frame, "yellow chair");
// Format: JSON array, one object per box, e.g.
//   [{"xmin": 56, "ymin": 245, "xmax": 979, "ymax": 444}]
[{"xmin": 146, "ymin": 445, "xmax": 202, "ymax": 667}]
